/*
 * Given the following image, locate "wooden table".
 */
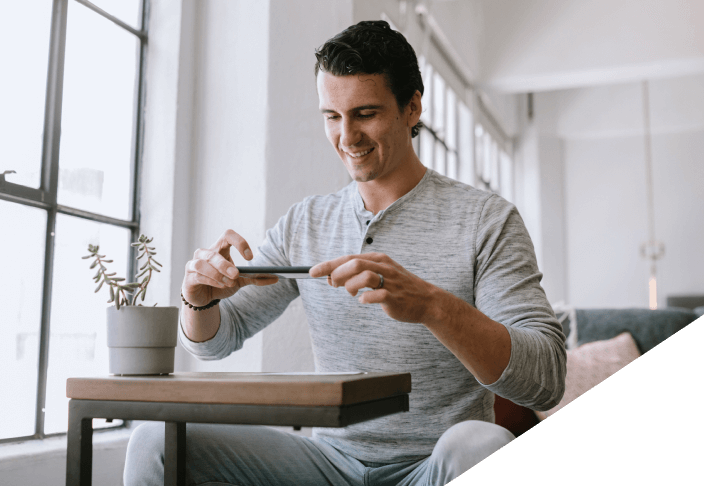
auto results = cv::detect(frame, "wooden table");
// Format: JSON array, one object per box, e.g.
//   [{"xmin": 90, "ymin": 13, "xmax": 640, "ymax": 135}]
[{"xmin": 65, "ymin": 372, "xmax": 411, "ymax": 486}]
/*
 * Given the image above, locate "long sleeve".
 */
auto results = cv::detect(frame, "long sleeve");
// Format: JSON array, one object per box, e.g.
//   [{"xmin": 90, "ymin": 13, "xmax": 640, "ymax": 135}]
[
  {"xmin": 178, "ymin": 205, "xmax": 303, "ymax": 360},
  {"xmin": 473, "ymin": 195, "xmax": 567, "ymax": 411}
]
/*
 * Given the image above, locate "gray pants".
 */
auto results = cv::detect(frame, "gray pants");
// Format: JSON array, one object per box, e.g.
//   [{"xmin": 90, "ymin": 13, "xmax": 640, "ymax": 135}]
[{"xmin": 124, "ymin": 420, "xmax": 514, "ymax": 486}]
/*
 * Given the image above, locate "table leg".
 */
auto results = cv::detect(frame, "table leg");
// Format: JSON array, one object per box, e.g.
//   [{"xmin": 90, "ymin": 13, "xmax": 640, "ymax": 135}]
[
  {"xmin": 164, "ymin": 422, "xmax": 186, "ymax": 486},
  {"xmin": 66, "ymin": 399, "xmax": 93, "ymax": 486}
]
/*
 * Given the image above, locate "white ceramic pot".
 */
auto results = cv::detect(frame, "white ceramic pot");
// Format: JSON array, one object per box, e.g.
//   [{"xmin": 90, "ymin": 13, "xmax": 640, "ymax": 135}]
[{"xmin": 106, "ymin": 306, "xmax": 179, "ymax": 375}]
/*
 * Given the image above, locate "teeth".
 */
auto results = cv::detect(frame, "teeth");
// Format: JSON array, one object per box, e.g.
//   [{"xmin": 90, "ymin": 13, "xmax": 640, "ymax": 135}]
[{"xmin": 346, "ymin": 148, "xmax": 372, "ymax": 158}]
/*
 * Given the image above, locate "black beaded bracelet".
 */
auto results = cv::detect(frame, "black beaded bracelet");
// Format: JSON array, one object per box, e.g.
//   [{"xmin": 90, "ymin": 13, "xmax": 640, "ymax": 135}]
[{"xmin": 181, "ymin": 291, "xmax": 220, "ymax": 311}]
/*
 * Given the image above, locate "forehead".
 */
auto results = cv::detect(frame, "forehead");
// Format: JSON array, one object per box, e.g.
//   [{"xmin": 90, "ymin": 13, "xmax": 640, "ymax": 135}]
[{"xmin": 317, "ymin": 72, "xmax": 394, "ymax": 111}]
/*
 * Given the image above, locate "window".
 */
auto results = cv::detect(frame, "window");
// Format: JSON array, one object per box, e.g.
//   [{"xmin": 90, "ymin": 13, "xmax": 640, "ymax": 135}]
[
  {"xmin": 416, "ymin": 56, "xmax": 513, "ymax": 201},
  {"xmin": 0, "ymin": 0, "xmax": 148, "ymax": 442}
]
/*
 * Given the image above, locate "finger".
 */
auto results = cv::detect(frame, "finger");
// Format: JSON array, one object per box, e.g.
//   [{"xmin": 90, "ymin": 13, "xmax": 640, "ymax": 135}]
[
  {"xmin": 187, "ymin": 259, "xmax": 236, "ymax": 287},
  {"xmin": 330, "ymin": 258, "xmax": 386, "ymax": 288},
  {"xmin": 310, "ymin": 254, "xmax": 358, "ymax": 278},
  {"xmin": 343, "ymin": 270, "xmax": 380, "ymax": 296},
  {"xmin": 240, "ymin": 276, "xmax": 279, "ymax": 287},
  {"xmin": 358, "ymin": 288, "xmax": 390, "ymax": 304},
  {"xmin": 190, "ymin": 272, "xmax": 226, "ymax": 289},
  {"xmin": 195, "ymin": 248, "xmax": 239, "ymax": 280},
  {"xmin": 210, "ymin": 229, "xmax": 254, "ymax": 261},
  {"xmin": 310, "ymin": 252, "xmax": 390, "ymax": 278}
]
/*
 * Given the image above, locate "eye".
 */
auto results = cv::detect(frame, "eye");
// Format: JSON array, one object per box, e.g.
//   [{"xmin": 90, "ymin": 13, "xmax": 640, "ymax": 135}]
[
  {"xmin": 325, "ymin": 114, "xmax": 340, "ymax": 121},
  {"xmin": 358, "ymin": 112, "xmax": 375, "ymax": 119}
]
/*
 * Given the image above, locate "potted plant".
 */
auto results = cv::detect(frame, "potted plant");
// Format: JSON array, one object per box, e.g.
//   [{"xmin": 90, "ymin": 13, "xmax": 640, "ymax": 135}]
[{"xmin": 83, "ymin": 235, "xmax": 179, "ymax": 375}]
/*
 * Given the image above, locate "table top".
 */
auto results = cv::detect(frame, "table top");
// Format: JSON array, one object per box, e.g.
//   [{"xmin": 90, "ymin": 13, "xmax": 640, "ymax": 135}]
[{"xmin": 66, "ymin": 372, "xmax": 412, "ymax": 406}]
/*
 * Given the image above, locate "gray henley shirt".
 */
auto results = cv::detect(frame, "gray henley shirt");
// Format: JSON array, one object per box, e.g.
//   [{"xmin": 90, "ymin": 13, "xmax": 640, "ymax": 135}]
[{"xmin": 180, "ymin": 168, "xmax": 566, "ymax": 463}]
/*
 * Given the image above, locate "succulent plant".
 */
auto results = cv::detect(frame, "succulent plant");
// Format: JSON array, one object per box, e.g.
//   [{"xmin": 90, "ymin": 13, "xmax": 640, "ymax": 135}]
[{"xmin": 82, "ymin": 234, "xmax": 162, "ymax": 310}]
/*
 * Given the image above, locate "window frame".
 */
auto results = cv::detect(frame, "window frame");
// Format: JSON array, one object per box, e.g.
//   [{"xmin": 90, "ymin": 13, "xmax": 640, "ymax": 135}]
[{"xmin": 0, "ymin": 0, "xmax": 149, "ymax": 443}]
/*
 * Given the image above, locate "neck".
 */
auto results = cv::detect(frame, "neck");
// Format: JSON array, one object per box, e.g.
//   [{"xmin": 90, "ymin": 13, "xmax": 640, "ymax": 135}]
[{"xmin": 357, "ymin": 153, "xmax": 427, "ymax": 215}]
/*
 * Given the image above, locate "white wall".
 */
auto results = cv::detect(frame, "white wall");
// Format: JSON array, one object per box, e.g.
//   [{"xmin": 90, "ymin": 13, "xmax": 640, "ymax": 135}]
[
  {"xmin": 260, "ymin": 0, "xmax": 353, "ymax": 372},
  {"xmin": 478, "ymin": 0, "xmax": 704, "ymax": 92},
  {"xmin": 529, "ymin": 74, "xmax": 704, "ymax": 308}
]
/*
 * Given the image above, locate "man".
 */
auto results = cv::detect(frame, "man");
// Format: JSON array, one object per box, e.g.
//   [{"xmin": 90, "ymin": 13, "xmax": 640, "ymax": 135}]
[{"xmin": 125, "ymin": 20, "xmax": 566, "ymax": 486}]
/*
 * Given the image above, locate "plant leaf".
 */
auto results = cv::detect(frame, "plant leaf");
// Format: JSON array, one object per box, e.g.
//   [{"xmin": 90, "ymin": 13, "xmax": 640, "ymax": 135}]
[
  {"xmin": 115, "ymin": 298, "xmax": 120, "ymax": 310},
  {"xmin": 152, "ymin": 259, "xmax": 162, "ymax": 267},
  {"xmin": 103, "ymin": 259, "xmax": 113, "ymax": 263},
  {"xmin": 137, "ymin": 267, "xmax": 149, "ymax": 278},
  {"xmin": 142, "ymin": 290, "xmax": 147, "ymax": 301},
  {"xmin": 81, "ymin": 255, "xmax": 92, "ymax": 259},
  {"xmin": 113, "ymin": 277, "xmax": 125, "ymax": 282},
  {"xmin": 94, "ymin": 280, "xmax": 104, "ymax": 293},
  {"xmin": 140, "ymin": 262, "xmax": 149, "ymax": 270},
  {"xmin": 89, "ymin": 261, "xmax": 97, "ymax": 269},
  {"xmin": 150, "ymin": 265, "xmax": 161, "ymax": 273},
  {"xmin": 130, "ymin": 242, "xmax": 141, "ymax": 247}
]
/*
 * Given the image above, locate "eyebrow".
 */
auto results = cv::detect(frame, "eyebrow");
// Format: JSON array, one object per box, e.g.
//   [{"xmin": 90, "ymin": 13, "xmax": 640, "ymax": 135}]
[{"xmin": 320, "ymin": 104, "xmax": 384, "ymax": 114}]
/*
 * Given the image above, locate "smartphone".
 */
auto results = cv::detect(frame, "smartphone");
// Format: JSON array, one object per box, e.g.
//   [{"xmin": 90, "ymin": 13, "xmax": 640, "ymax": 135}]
[{"xmin": 236, "ymin": 266, "xmax": 323, "ymax": 279}]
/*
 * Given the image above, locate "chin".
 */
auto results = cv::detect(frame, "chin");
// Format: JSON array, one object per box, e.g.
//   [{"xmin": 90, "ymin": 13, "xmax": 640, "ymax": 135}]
[{"xmin": 349, "ymin": 168, "xmax": 381, "ymax": 183}]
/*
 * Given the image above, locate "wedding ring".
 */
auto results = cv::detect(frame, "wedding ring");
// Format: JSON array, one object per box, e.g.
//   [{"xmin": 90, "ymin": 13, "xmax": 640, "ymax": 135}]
[{"xmin": 374, "ymin": 273, "xmax": 384, "ymax": 290}]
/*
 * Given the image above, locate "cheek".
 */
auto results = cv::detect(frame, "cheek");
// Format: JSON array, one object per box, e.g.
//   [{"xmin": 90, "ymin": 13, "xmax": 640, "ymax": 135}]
[{"xmin": 324, "ymin": 124, "xmax": 337, "ymax": 145}]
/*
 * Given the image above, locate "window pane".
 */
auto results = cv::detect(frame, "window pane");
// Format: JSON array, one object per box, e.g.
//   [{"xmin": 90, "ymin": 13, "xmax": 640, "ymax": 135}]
[
  {"xmin": 0, "ymin": 2, "xmax": 53, "ymax": 188},
  {"xmin": 432, "ymin": 72, "xmax": 445, "ymax": 136},
  {"xmin": 434, "ymin": 141, "xmax": 446, "ymax": 176},
  {"xmin": 447, "ymin": 151, "xmax": 458, "ymax": 181},
  {"xmin": 420, "ymin": 62, "xmax": 433, "ymax": 127},
  {"xmin": 483, "ymin": 132, "xmax": 492, "ymax": 186},
  {"xmin": 458, "ymin": 102, "xmax": 474, "ymax": 186},
  {"xmin": 446, "ymin": 88, "xmax": 457, "ymax": 150},
  {"xmin": 57, "ymin": 1, "xmax": 139, "ymax": 221},
  {"xmin": 87, "ymin": 0, "xmax": 142, "ymax": 29},
  {"xmin": 0, "ymin": 202, "xmax": 47, "ymax": 439},
  {"xmin": 44, "ymin": 214, "xmax": 131, "ymax": 434},
  {"xmin": 490, "ymin": 139, "xmax": 500, "ymax": 192},
  {"xmin": 500, "ymin": 150, "xmax": 514, "ymax": 203},
  {"xmin": 420, "ymin": 128, "xmax": 434, "ymax": 169},
  {"xmin": 475, "ymin": 124, "xmax": 484, "ymax": 181}
]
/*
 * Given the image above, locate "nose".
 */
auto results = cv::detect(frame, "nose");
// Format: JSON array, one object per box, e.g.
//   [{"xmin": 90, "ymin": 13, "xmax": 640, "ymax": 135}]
[{"xmin": 339, "ymin": 117, "xmax": 362, "ymax": 149}]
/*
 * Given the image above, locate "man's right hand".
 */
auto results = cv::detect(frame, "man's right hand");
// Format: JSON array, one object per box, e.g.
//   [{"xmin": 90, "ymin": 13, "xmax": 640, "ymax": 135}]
[{"xmin": 182, "ymin": 229, "xmax": 278, "ymax": 307}]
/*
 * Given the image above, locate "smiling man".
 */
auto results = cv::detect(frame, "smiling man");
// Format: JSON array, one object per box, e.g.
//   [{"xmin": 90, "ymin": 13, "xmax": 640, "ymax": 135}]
[{"xmin": 124, "ymin": 20, "xmax": 566, "ymax": 486}]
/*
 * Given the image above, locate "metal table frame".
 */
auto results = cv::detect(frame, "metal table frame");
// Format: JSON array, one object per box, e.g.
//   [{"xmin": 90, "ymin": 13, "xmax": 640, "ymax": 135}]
[{"xmin": 66, "ymin": 394, "xmax": 409, "ymax": 486}]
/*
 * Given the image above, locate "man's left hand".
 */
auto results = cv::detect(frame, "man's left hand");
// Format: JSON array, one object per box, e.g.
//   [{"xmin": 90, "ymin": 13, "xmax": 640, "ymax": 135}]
[{"xmin": 310, "ymin": 253, "xmax": 442, "ymax": 324}]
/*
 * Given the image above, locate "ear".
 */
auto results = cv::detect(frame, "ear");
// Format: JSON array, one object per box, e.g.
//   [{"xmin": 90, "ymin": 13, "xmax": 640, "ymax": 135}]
[{"xmin": 406, "ymin": 90, "xmax": 423, "ymax": 129}]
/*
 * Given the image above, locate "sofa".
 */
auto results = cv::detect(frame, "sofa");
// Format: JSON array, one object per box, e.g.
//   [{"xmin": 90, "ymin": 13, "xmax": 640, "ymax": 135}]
[{"xmin": 494, "ymin": 305, "xmax": 703, "ymax": 437}]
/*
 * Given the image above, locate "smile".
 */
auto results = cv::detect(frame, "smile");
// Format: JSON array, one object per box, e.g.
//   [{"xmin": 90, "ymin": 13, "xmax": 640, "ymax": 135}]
[{"xmin": 344, "ymin": 147, "xmax": 374, "ymax": 158}]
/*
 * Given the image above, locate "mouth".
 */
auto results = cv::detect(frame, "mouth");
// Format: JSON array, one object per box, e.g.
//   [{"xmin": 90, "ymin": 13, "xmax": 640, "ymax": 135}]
[{"xmin": 343, "ymin": 147, "xmax": 374, "ymax": 159}]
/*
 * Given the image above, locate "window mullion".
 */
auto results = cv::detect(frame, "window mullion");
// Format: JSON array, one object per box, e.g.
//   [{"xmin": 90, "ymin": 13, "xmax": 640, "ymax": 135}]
[
  {"xmin": 127, "ymin": 0, "xmax": 149, "ymax": 281},
  {"xmin": 74, "ymin": 0, "xmax": 147, "ymax": 40},
  {"xmin": 35, "ymin": 0, "xmax": 69, "ymax": 439}
]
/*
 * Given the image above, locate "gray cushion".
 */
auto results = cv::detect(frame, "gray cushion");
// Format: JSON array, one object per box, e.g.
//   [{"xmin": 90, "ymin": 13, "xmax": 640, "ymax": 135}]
[{"xmin": 573, "ymin": 307, "xmax": 697, "ymax": 354}]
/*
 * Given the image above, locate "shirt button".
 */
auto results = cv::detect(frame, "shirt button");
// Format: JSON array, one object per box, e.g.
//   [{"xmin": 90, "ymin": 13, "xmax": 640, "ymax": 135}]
[{"xmin": 366, "ymin": 237, "xmax": 373, "ymax": 244}]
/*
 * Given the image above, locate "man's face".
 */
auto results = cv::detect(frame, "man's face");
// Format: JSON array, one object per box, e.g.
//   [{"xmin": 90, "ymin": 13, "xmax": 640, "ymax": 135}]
[{"xmin": 317, "ymin": 71, "xmax": 416, "ymax": 183}]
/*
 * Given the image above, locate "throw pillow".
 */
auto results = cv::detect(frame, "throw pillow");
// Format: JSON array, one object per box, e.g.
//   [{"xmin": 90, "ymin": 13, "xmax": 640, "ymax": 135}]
[{"xmin": 535, "ymin": 332, "xmax": 641, "ymax": 420}]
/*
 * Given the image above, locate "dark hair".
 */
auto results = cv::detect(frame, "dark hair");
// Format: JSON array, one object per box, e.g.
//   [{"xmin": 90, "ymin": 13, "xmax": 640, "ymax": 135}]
[{"xmin": 314, "ymin": 20, "xmax": 424, "ymax": 138}]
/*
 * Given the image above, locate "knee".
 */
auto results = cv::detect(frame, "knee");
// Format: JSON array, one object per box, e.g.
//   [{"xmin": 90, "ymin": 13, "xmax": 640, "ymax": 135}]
[
  {"xmin": 124, "ymin": 422, "xmax": 165, "ymax": 486},
  {"xmin": 431, "ymin": 421, "xmax": 514, "ymax": 481}
]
